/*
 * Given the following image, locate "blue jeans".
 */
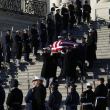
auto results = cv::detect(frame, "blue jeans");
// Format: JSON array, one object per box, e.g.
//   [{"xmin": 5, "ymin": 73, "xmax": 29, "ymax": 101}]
[{"xmin": 24, "ymin": 53, "xmax": 29, "ymax": 61}]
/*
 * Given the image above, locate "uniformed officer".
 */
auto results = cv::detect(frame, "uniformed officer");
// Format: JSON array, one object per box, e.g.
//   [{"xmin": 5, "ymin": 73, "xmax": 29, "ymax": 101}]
[
  {"xmin": 94, "ymin": 78, "xmax": 107, "ymax": 110},
  {"xmin": 83, "ymin": 1, "xmax": 91, "ymax": 22},
  {"xmin": 14, "ymin": 30, "xmax": 22, "ymax": 64},
  {"xmin": 31, "ymin": 24, "xmax": 39, "ymax": 56},
  {"xmin": 32, "ymin": 76, "xmax": 46, "ymax": 110},
  {"xmin": 65, "ymin": 33, "xmax": 76, "ymax": 42},
  {"xmin": 0, "ymin": 40, "xmax": 3, "ymax": 69},
  {"xmin": 22, "ymin": 29, "xmax": 31, "ymax": 61},
  {"xmin": 39, "ymin": 18, "xmax": 47, "ymax": 49},
  {"xmin": 51, "ymin": 3, "xmax": 58, "ymax": 11},
  {"xmin": 65, "ymin": 83, "xmax": 79, "ymax": 110},
  {"xmin": 4, "ymin": 30, "xmax": 11, "ymax": 64},
  {"xmin": 25, "ymin": 77, "xmax": 36, "ymax": 110},
  {"xmin": 81, "ymin": 83, "xmax": 95, "ymax": 110},
  {"xmin": 55, "ymin": 9, "xmax": 62, "ymax": 39},
  {"xmin": 61, "ymin": 3, "xmax": 69, "ymax": 34},
  {"xmin": 48, "ymin": 82, "xmax": 62, "ymax": 110},
  {"xmin": 0, "ymin": 79, "xmax": 5, "ymax": 110},
  {"xmin": 6, "ymin": 79, "xmax": 23, "ymax": 110},
  {"xmin": 47, "ymin": 13, "xmax": 54, "ymax": 45}
]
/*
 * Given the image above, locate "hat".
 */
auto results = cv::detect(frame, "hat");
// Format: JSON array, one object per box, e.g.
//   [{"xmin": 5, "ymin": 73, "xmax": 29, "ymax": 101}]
[
  {"xmin": 24, "ymin": 29, "xmax": 28, "ymax": 31},
  {"xmin": 86, "ymin": 83, "xmax": 92, "ymax": 86},
  {"xmin": 58, "ymin": 36, "xmax": 64, "ymax": 39},
  {"xmin": 85, "ymin": 1, "xmax": 88, "ymax": 3},
  {"xmin": 51, "ymin": 82, "xmax": 59, "ymax": 87},
  {"xmin": 98, "ymin": 78, "xmax": 104, "ymax": 82},
  {"xmin": 6, "ymin": 30, "xmax": 10, "ymax": 33},
  {"xmin": 68, "ymin": 33, "xmax": 73, "ymax": 36},
  {"xmin": 41, "ymin": 17, "xmax": 45, "ymax": 20},
  {"xmin": 88, "ymin": 29, "xmax": 94, "ymax": 33},
  {"xmin": 43, "ymin": 47, "xmax": 49, "ymax": 51},
  {"xmin": 70, "ymin": 1, "xmax": 73, "ymax": 3},
  {"xmin": 16, "ymin": 30, "xmax": 20, "ymax": 33},
  {"xmin": 66, "ymin": 46, "xmax": 71, "ymax": 50},
  {"xmin": 89, "ymin": 23, "xmax": 93, "ymax": 26},
  {"xmin": 34, "ymin": 76, "xmax": 44, "ymax": 81},
  {"xmin": 81, "ymin": 37, "xmax": 86, "ymax": 40},
  {"xmin": 32, "ymin": 24, "xmax": 37, "ymax": 27},
  {"xmin": 0, "ymin": 79, "xmax": 3, "ymax": 83},
  {"xmin": 70, "ymin": 83, "xmax": 77, "ymax": 87},
  {"xmin": 11, "ymin": 79, "xmax": 18, "ymax": 88},
  {"xmin": 74, "ymin": 44, "xmax": 79, "ymax": 46},
  {"xmin": 56, "ymin": 9, "xmax": 60, "ymax": 11}
]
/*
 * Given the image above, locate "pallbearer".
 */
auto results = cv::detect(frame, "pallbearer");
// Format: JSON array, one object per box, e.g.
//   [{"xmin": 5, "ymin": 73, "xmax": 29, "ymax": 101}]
[
  {"xmin": 14, "ymin": 30, "xmax": 22, "ymax": 64},
  {"xmin": 81, "ymin": 83, "xmax": 95, "ymax": 110}
]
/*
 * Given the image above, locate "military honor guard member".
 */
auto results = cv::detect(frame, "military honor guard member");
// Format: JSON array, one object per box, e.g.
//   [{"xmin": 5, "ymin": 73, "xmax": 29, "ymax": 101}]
[
  {"xmin": 51, "ymin": 3, "xmax": 58, "ymax": 11},
  {"xmin": 55, "ymin": 9, "xmax": 62, "ymax": 39},
  {"xmin": 14, "ymin": 30, "xmax": 22, "ymax": 64},
  {"xmin": 65, "ymin": 33, "xmax": 76, "ymax": 42},
  {"xmin": 6, "ymin": 79, "xmax": 23, "ymax": 110},
  {"xmin": 47, "ymin": 13, "xmax": 54, "ymax": 45},
  {"xmin": 22, "ymin": 29, "xmax": 31, "ymax": 61},
  {"xmin": 94, "ymin": 78, "xmax": 107, "ymax": 110},
  {"xmin": 25, "ymin": 77, "xmax": 36, "ymax": 110},
  {"xmin": 0, "ymin": 40, "xmax": 2, "ymax": 69},
  {"xmin": 39, "ymin": 18, "xmax": 47, "ymax": 49},
  {"xmin": 31, "ymin": 24, "xmax": 39, "ymax": 56},
  {"xmin": 81, "ymin": 83, "xmax": 95, "ymax": 110},
  {"xmin": 4, "ymin": 30, "xmax": 11, "ymax": 64},
  {"xmin": 0, "ymin": 79, "xmax": 5, "ymax": 110},
  {"xmin": 65, "ymin": 84, "xmax": 79, "ymax": 110},
  {"xmin": 61, "ymin": 3, "xmax": 69, "ymax": 34},
  {"xmin": 48, "ymin": 82, "xmax": 62, "ymax": 110},
  {"xmin": 32, "ymin": 76, "xmax": 46, "ymax": 110}
]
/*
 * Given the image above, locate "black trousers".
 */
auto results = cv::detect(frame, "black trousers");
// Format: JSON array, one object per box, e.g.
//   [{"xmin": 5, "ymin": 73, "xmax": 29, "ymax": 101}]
[{"xmin": 83, "ymin": 13, "xmax": 90, "ymax": 22}]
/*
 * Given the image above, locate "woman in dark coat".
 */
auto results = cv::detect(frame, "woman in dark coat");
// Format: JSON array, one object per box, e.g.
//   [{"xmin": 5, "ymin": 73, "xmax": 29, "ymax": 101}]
[
  {"xmin": 86, "ymin": 30, "xmax": 96, "ymax": 69},
  {"xmin": 14, "ymin": 30, "xmax": 22, "ymax": 64}
]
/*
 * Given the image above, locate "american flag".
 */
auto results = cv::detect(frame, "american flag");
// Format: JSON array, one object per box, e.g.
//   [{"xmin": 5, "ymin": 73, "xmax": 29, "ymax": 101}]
[{"xmin": 51, "ymin": 41, "xmax": 80, "ymax": 52}]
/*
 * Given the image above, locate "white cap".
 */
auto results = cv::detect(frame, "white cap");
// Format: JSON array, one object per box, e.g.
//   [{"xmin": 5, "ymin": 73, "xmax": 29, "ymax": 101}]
[
  {"xmin": 43, "ymin": 47, "xmax": 49, "ymax": 50},
  {"xmin": 74, "ymin": 44, "xmax": 79, "ymax": 46},
  {"xmin": 16, "ymin": 30, "xmax": 20, "ymax": 33},
  {"xmin": 34, "ymin": 76, "xmax": 44, "ymax": 81},
  {"xmin": 86, "ymin": 83, "xmax": 93, "ymax": 86},
  {"xmin": 58, "ymin": 36, "xmax": 64, "ymax": 39},
  {"xmin": 24, "ymin": 29, "xmax": 28, "ymax": 31},
  {"xmin": 88, "ymin": 29, "xmax": 94, "ymax": 33}
]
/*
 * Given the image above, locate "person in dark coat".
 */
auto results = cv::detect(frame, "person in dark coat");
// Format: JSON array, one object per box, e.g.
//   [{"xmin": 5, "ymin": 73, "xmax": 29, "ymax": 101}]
[
  {"xmin": 39, "ymin": 18, "xmax": 47, "ymax": 49},
  {"xmin": 61, "ymin": 3, "xmax": 69, "ymax": 34},
  {"xmin": 0, "ymin": 79, "xmax": 5, "ymax": 110},
  {"xmin": 55, "ymin": 9, "xmax": 62, "ymax": 39},
  {"xmin": 6, "ymin": 79, "xmax": 23, "ymax": 110},
  {"xmin": 68, "ymin": 1, "xmax": 75, "ymax": 29},
  {"xmin": 22, "ymin": 29, "xmax": 31, "ymax": 61},
  {"xmin": 31, "ymin": 24, "xmax": 39, "ymax": 56},
  {"xmin": 106, "ymin": 78, "xmax": 110, "ymax": 110},
  {"xmin": 94, "ymin": 78, "xmax": 107, "ymax": 110},
  {"xmin": 83, "ymin": 1, "xmax": 91, "ymax": 22},
  {"xmin": 86, "ymin": 30, "xmax": 96, "ymax": 69},
  {"xmin": 47, "ymin": 14, "xmax": 54, "ymax": 45},
  {"xmin": 0, "ymin": 42, "xmax": 3, "ymax": 69},
  {"xmin": 65, "ymin": 33, "xmax": 76, "ymax": 42},
  {"xmin": 41, "ymin": 48, "xmax": 54, "ymax": 88},
  {"xmin": 81, "ymin": 83, "xmax": 95, "ymax": 110},
  {"xmin": 4, "ymin": 30, "xmax": 11, "ymax": 64},
  {"xmin": 14, "ymin": 30, "xmax": 22, "ymax": 64},
  {"xmin": 48, "ymin": 82, "xmax": 62, "ymax": 110},
  {"xmin": 51, "ymin": 3, "xmax": 58, "ymax": 11},
  {"xmin": 88, "ymin": 23, "xmax": 97, "ymax": 50},
  {"xmin": 25, "ymin": 77, "xmax": 36, "ymax": 110},
  {"xmin": 32, "ymin": 76, "xmax": 46, "ymax": 110},
  {"xmin": 65, "ymin": 84, "xmax": 79, "ymax": 110}
]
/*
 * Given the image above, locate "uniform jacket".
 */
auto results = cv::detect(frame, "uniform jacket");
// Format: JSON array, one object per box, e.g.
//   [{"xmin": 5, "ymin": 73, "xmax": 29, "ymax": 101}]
[
  {"xmin": 0, "ymin": 86, "xmax": 5, "ymax": 110},
  {"xmin": 48, "ymin": 90, "xmax": 62, "ymax": 110},
  {"xmin": 32, "ymin": 84, "xmax": 46, "ymax": 110},
  {"xmin": 61, "ymin": 7, "xmax": 69, "ymax": 17},
  {"xmin": 83, "ymin": 5, "xmax": 91, "ymax": 13},
  {"xmin": 76, "ymin": 0, "xmax": 82, "ymax": 16},
  {"xmin": 25, "ymin": 86, "xmax": 36, "ymax": 110},
  {"xmin": 51, "ymin": 6, "xmax": 58, "ymax": 11},
  {"xmin": 65, "ymin": 38, "xmax": 76, "ymax": 42},
  {"xmin": 6, "ymin": 88, "xmax": 23, "ymax": 110},
  {"xmin": 65, "ymin": 90, "xmax": 79, "ymax": 110},
  {"xmin": 94, "ymin": 84, "xmax": 107, "ymax": 110},
  {"xmin": 68, "ymin": 4, "xmax": 74, "ymax": 15},
  {"xmin": 81, "ymin": 89, "xmax": 95, "ymax": 110},
  {"xmin": 5, "ymin": 35, "xmax": 10, "ymax": 53}
]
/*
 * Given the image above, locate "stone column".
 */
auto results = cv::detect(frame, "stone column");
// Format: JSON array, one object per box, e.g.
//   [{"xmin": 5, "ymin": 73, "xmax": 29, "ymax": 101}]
[
  {"xmin": 53, "ymin": 0, "xmax": 61, "ymax": 7},
  {"xmin": 21, "ymin": 0, "xmax": 25, "ymax": 13},
  {"xmin": 99, "ymin": 0, "xmax": 110, "ymax": 3}
]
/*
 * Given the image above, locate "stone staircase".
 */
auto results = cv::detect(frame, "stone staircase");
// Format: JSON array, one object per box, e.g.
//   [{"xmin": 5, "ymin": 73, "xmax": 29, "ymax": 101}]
[{"xmin": 1, "ymin": 20, "xmax": 110, "ymax": 110}]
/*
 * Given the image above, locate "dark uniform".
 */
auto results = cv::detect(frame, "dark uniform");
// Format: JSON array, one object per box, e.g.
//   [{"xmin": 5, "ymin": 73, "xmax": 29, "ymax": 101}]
[
  {"xmin": 47, "ymin": 15, "xmax": 54, "ymax": 45},
  {"xmin": 61, "ymin": 6, "xmax": 69, "ymax": 32},
  {"xmin": 55, "ymin": 10, "xmax": 62, "ymax": 39},
  {"xmin": 0, "ymin": 79, "xmax": 5, "ymax": 110},
  {"xmin": 65, "ymin": 84, "xmax": 79, "ymax": 110},
  {"xmin": 39, "ymin": 20, "xmax": 47, "ymax": 48},
  {"xmin": 6, "ymin": 79, "xmax": 23, "ymax": 110},
  {"xmin": 0, "ymin": 43, "xmax": 3, "ymax": 68},
  {"xmin": 81, "ymin": 84, "xmax": 95, "ymax": 110},
  {"xmin": 22, "ymin": 30, "xmax": 31, "ymax": 61},
  {"xmin": 51, "ymin": 6, "xmax": 58, "ymax": 11},
  {"xmin": 31, "ymin": 24, "xmax": 39, "ymax": 55},
  {"xmin": 25, "ymin": 86, "xmax": 36, "ymax": 110},
  {"xmin": 32, "ymin": 84, "xmax": 46, "ymax": 110},
  {"xmin": 14, "ymin": 32, "xmax": 22, "ymax": 61},
  {"xmin": 94, "ymin": 78, "xmax": 107, "ymax": 110},
  {"xmin": 65, "ymin": 37, "xmax": 76, "ymax": 42},
  {"xmin": 4, "ymin": 31, "xmax": 10, "ymax": 63},
  {"xmin": 48, "ymin": 82, "xmax": 62, "ymax": 110}
]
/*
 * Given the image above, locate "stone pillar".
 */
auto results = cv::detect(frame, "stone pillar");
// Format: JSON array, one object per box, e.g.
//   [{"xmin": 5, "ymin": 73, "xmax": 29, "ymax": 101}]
[
  {"xmin": 21, "ymin": 0, "xmax": 25, "ymax": 13},
  {"xmin": 99, "ymin": 0, "xmax": 110, "ymax": 2}
]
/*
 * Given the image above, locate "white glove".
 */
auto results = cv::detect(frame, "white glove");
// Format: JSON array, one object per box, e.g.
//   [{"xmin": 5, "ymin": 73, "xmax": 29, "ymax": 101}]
[
  {"xmin": 50, "ymin": 53, "xmax": 53, "ymax": 56},
  {"xmin": 61, "ymin": 52, "xmax": 65, "ymax": 54}
]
